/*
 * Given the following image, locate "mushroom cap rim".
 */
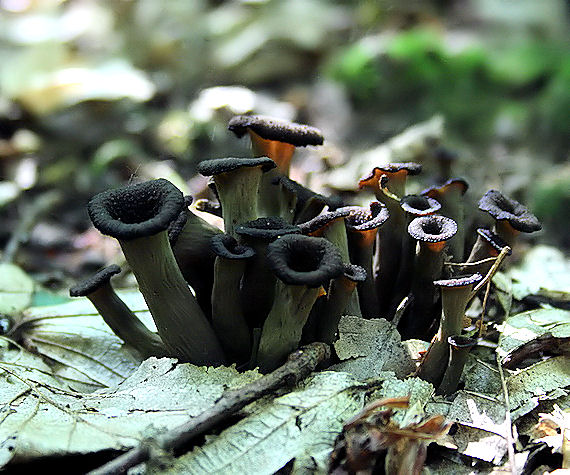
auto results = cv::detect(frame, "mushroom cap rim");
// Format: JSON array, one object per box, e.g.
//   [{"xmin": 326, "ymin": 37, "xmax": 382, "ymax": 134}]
[
  {"xmin": 197, "ymin": 157, "xmax": 276, "ymax": 177},
  {"xmin": 70, "ymin": 265, "xmax": 121, "ymax": 297}
]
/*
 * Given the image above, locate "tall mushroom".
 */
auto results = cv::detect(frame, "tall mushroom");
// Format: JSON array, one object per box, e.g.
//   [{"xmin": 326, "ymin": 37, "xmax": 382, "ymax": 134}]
[
  {"xmin": 400, "ymin": 215, "xmax": 458, "ymax": 339},
  {"xmin": 87, "ymin": 178, "xmax": 225, "ymax": 365},
  {"xmin": 417, "ymin": 273, "xmax": 482, "ymax": 386},
  {"xmin": 422, "ymin": 179, "xmax": 469, "ymax": 262},
  {"xmin": 69, "ymin": 265, "xmax": 168, "ymax": 358},
  {"xmin": 197, "ymin": 157, "xmax": 276, "ymax": 236},
  {"xmin": 257, "ymin": 234, "xmax": 344, "ymax": 372},
  {"xmin": 210, "ymin": 234, "xmax": 255, "ymax": 363}
]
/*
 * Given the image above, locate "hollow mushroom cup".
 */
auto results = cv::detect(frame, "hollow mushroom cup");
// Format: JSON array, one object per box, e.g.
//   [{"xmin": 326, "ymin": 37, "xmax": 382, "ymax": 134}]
[
  {"xmin": 391, "ymin": 195, "xmax": 442, "ymax": 312},
  {"xmin": 417, "ymin": 273, "xmax": 482, "ymax": 387},
  {"xmin": 256, "ymin": 234, "xmax": 345, "ymax": 372},
  {"xmin": 358, "ymin": 163, "xmax": 422, "ymax": 316},
  {"xmin": 400, "ymin": 215, "xmax": 458, "ymax": 339},
  {"xmin": 69, "ymin": 265, "xmax": 168, "ymax": 359},
  {"xmin": 227, "ymin": 115, "xmax": 324, "ymax": 218},
  {"xmin": 197, "ymin": 157, "xmax": 276, "ymax": 237},
  {"xmin": 344, "ymin": 202, "xmax": 390, "ymax": 319},
  {"xmin": 235, "ymin": 217, "xmax": 302, "ymax": 329},
  {"xmin": 299, "ymin": 207, "xmax": 362, "ymax": 317},
  {"xmin": 477, "ymin": 189, "xmax": 542, "ymax": 247},
  {"xmin": 210, "ymin": 234, "xmax": 255, "ymax": 363},
  {"xmin": 87, "ymin": 178, "xmax": 226, "ymax": 366},
  {"xmin": 421, "ymin": 178, "xmax": 469, "ymax": 262},
  {"xmin": 168, "ymin": 195, "xmax": 222, "ymax": 317}
]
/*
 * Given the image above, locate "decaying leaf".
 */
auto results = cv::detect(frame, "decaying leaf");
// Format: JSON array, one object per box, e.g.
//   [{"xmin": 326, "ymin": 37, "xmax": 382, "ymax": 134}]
[
  {"xmin": 0, "ymin": 341, "xmax": 259, "ymax": 469},
  {"xmin": 10, "ymin": 290, "xmax": 153, "ymax": 392},
  {"xmin": 329, "ymin": 395, "xmax": 450, "ymax": 474},
  {"xmin": 165, "ymin": 371, "xmax": 374, "ymax": 475},
  {"xmin": 331, "ymin": 315, "xmax": 415, "ymax": 380}
]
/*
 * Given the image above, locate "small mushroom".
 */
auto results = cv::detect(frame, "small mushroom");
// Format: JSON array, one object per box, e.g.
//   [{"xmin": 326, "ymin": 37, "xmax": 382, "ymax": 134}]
[
  {"xmin": 275, "ymin": 175, "xmax": 330, "ymax": 224},
  {"xmin": 210, "ymin": 234, "xmax": 255, "ymax": 363},
  {"xmin": 300, "ymin": 207, "xmax": 361, "ymax": 317},
  {"xmin": 359, "ymin": 164, "xmax": 422, "ymax": 316},
  {"xmin": 478, "ymin": 189, "xmax": 541, "ymax": 246},
  {"xmin": 235, "ymin": 217, "xmax": 301, "ymax": 328},
  {"xmin": 197, "ymin": 157, "xmax": 276, "ymax": 236},
  {"xmin": 228, "ymin": 115, "xmax": 323, "ymax": 219},
  {"xmin": 391, "ymin": 195, "xmax": 442, "ymax": 311},
  {"xmin": 316, "ymin": 263, "xmax": 367, "ymax": 344},
  {"xmin": 436, "ymin": 335, "xmax": 478, "ymax": 395},
  {"xmin": 228, "ymin": 115, "xmax": 324, "ymax": 175},
  {"xmin": 417, "ymin": 273, "xmax": 482, "ymax": 386},
  {"xmin": 344, "ymin": 203, "xmax": 390, "ymax": 318},
  {"xmin": 400, "ymin": 215, "xmax": 458, "ymax": 338},
  {"xmin": 87, "ymin": 178, "xmax": 226, "ymax": 365},
  {"xmin": 422, "ymin": 178, "xmax": 469, "ymax": 261},
  {"xmin": 69, "ymin": 265, "xmax": 168, "ymax": 358},
  {"xmin": 256, "ymin": 234, "xmax": 344, "ymax": 372}
]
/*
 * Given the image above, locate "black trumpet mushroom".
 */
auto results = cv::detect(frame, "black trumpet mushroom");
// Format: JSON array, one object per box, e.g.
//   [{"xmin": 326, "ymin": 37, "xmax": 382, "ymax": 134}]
[
  {"xmin": 87, "ymin": 178, "xmax": 226, "ymax": 366},
  {"xmin": 256, "ymin": 234, "xmax": 344, "ymax": 372},
  {"xmin": 70, "ymin": 265, "xmax": 168, "ymax": 359}
]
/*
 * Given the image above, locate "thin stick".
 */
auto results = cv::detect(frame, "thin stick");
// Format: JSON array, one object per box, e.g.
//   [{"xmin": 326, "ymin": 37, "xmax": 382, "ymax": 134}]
[
  {"xmin": 392, "ymin": 294, "xmax": 412, "ymax": 327},
  {"xmin": 497, "ymin": 352, "xmax": 517, "ymax": 474},
  {"xmin": 445, "ymin": 256, "xmax": 498, "ymax": 267},
  {"xmin": 470, "ymin": 246, "xmax": 511, "ymax": 297},
  {"xmin": 478, "ymin": 281, "xmax": 492, "ymax": 339},
  {"xmin": 88, "ymin": 342, "xmax": 330, "ymax": 475}
]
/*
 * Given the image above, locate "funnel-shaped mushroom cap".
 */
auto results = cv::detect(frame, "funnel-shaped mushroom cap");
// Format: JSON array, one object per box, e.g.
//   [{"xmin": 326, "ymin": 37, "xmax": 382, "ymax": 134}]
[
  {"xmin": 298, "ymin": 208, "xmax": 352, "ymax": 235},
  {"xmin": 211, "ymin": 234, "xmax": 255, "ymax": 260},
  {"xmin": 422, "ymin": 178, "xmax": 469, "ymax": 199},
  {"xmin": 197, "ymin": 157, "xmax": 276, "ymax": 176},
  {"xmin": 341, "ymin": 263, "xmax": 367, "ymax": 283},
  {"xmin": 408, "ymin": 215, "xmax": 458, "ymax": 244},
  {"xmin": 358, "ymin": 162, "xmax": 422, "ymax": 189},
  {"xmin": 400, "ymin": 195, "xmax": 441, "ymax": 216},
  {"xmin": 228, "ymin": 115, "xmax": 324, "ymax": 147},
  {"xmin": 478, "ymin": 190, "xmax": 541, "ymax": 233},
  {"xmin": 434, "ymin": 273, "xmax": 482, "ymax": 289},
  {"xmin": 88, "ymin": 179, "xmax": 185, "ymax": 240},
  {"xmin": 266, "ymin": 234, "xmax": 344, "ymax": 288},
  {"xmin": 476, "ymin": 228, "xmax": 512, "ymax": 256},
  {"xmin": 345, "ymin": 202, "xmax": 390, "ymax": 232},
  {"xmin": 70, "ymin": 265, "xmax": 121, "ymax": 297},
  {"xmin": 236, "ymin": 216, "xmax": 301, "ymax": 241},
  {"xmin": 168, "ymin": 195, "xmax": 193, "ymax": 245}
]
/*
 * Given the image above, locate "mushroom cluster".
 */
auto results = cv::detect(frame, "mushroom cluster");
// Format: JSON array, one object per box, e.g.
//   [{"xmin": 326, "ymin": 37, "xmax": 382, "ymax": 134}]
[{"xmin": 72, "ymin": 115, "xmax": 541, "ymax": 386}]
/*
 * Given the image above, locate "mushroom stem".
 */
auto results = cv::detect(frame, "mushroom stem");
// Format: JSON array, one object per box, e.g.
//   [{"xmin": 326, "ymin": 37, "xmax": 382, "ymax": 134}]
[
  {"xmin": 120, "ymin": 232, "xmax": 226, "ymax": 365},
  {"xmin": 436, "ymin": 336, "xmax": 477, "ymax": 395},
  {"xmin": 169, "ymin": 197, "xmax": 221, "ymax": 317},
  {"xmin": 70, "ymin": 266, "xmax": 167, "ymax": 359},
  {"xmin": 211, "ymin": 242, "xmax": 253, "ymax": 363},
  {"xmin": 87, "ymin": 179, "xmax": 226, "ymax": 365},
  {"xmin": 316, "ymin": 264, "xmax": 367, "ymax": 344},
  {"xmin": 417, "ymin": 274, "xmax": 481, "ymax": 386},
  {"xmin": 257, "ymin": 282, "xmax": 321, "ymax": 372}
]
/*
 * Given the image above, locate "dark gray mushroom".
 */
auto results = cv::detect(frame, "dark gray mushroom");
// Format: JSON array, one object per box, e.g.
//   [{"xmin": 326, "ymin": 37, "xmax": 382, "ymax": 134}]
[
  {"xmin": 70, "ymin": 265, "xmax": 167, "ymax": 358},
  {"xmin": 256, "ymin": 234, "xmax": 344, "ymax": 371},
  {"xmin": 87, "ymin": 178, "xmax": 225, "ymax": 365}
]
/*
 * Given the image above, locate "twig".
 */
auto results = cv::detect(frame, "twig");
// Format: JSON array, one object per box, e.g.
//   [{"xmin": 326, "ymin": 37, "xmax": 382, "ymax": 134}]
[
  {"xmin": 478, "ymin": 281, "xmax": 492, "ymax": 338},
  {"xmin": 445, "ymin": 256, "xmax": 498, "ymax": 267},
  {"xmin": 470, "ymin": 246, "xmax": 511, "ymax": 297},
  {"xmin": 391, "ymin": 294, "xmax": 412, "ymax": 327},
  {"xmin": 88, "ymin": 342, "xmax": 330, "ymax": 475},
  {"xmin": 496, "ymin": 352, "xmax": 516, "ymax": 474}
]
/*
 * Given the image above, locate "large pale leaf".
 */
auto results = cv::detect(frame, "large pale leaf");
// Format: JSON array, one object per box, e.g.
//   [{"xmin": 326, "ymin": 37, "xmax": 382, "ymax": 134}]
[
  {"xmin": 167, "ymin": 371, "xmax": 374, "ymax": 475},
  {"xmin": 13, "ymin": 290, "xmax": 154, "ymax": 391},
  {"xmin": 0, "ymin": 342, "xmax": 259, "ymax": 468},
  {"xmin": 331, "ymin": 315, "xmax": 415, "ymax": 380}
]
